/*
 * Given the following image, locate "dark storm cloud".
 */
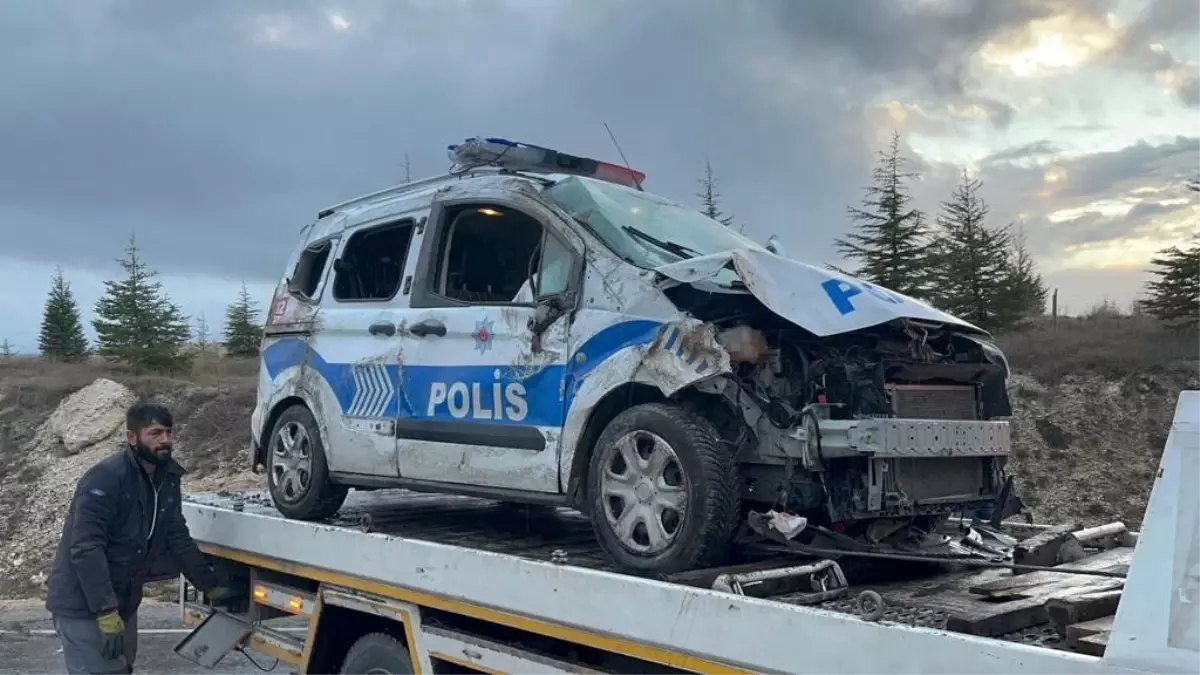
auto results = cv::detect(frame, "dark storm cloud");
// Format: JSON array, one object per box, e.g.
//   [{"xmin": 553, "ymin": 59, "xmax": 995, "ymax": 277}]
[
  {"xmin": 981, "ymin": 141, "xmax": 1063, "ymax": 166},
  {"xmin": 0, "ymin": 0, "xmax": 1149, "ymax": 283},
  {"xmin": 1122, "ymin": 0, "xmax": 1200, "ymax": 44},
  {"xmin": 763, "ymin": 0, "xmax": 1115, "ymax": 94},
  {"xmin": 1052, "ymin": 135, "xmax": 1200, "ymax": 199},
  {"xmin": 1042, "ymin": 197, "xmax": 1195, "ymax": 249}
]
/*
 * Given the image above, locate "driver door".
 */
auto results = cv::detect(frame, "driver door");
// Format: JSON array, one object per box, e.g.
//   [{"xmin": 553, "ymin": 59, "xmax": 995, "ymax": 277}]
[{"xmin": 393, "ymin": 191, "xmax": 584, "ymax": 494}]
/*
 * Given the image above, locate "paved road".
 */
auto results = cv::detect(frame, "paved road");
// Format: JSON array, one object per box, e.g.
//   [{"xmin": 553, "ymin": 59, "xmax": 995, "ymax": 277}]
[{"xmin": 0, "ymin": 600, "xmax": 292, "ymax": 674}]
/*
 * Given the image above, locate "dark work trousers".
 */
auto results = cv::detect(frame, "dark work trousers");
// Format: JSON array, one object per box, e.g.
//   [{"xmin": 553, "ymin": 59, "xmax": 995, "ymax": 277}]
[{"xmin": 52, "ymin": 613, "xmax": 139, "ymax": 674}]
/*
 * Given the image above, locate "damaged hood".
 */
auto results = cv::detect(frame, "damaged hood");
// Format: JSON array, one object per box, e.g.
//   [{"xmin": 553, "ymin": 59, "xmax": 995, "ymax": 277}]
[{"xmin": 655, "ymin": 248, "xmax": 986, "ymax": 337}]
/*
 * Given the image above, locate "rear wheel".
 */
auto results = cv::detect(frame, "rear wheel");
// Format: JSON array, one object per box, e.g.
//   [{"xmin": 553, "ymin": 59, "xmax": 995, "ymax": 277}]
[
  {"xmin": 267, "ymin": 404, "xmax": 348, "ymax": 520},
  {"xmin": 587, "ymin": 402, "xmax": 740, "ymax": 575},
  {"xmin": 340, "ymin": 632, "xmax": 413, "ymax": 674}
]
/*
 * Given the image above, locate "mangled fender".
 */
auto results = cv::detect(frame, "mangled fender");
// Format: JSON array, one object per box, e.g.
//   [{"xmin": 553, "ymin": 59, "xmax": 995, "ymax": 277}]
[
  {"xmin": 655, "ymin": 248, "xmax": 986, "ymax": 337},
  {"xmin": 558, "ymin": 315, "xmax": 732, "ymax": 493}
]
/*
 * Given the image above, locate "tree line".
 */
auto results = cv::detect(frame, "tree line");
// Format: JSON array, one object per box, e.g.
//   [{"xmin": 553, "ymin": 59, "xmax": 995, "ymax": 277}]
[
  {"xmin": 698, "ymin": 131, "xmax": 1197, "ymax": 334},
  {"xmin": 35, "ymin": 235, "xmax": 264, "ymax": 370}
]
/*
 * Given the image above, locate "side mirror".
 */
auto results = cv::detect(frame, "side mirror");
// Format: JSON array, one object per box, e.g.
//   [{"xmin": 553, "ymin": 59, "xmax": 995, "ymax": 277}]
[{"xmin": 527, "ymin": 291, "xmax": 576, "ymax": 352}]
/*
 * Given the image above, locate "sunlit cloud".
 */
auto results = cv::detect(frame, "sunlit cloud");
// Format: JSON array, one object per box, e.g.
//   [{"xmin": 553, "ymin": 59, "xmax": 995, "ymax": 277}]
[
  {"xmin": 1047, "ymin": 198, "xmax": 1136, "ymax": 223},
  {"xmin": 979, "ymin": 12, "xmax": 1121, "ymax": 78},
  {"xmin": 328, "ymin": 11, "xmax": 350, "ymax": 31},
  {"xmin": 1060, "ymin": 236, "xmax": 1176, "ymax": 269}
]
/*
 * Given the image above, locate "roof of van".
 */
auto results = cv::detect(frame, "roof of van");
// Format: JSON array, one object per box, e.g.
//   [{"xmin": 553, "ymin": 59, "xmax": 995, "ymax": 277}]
[{"xmin": 316, "ymin": 168, "xmax": 566, "ymax": 222}]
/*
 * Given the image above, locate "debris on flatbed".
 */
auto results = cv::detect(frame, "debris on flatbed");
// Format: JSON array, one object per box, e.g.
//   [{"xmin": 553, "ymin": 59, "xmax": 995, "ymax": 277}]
[
  {"xmin": 1045, "ymin": 589, "xmax": 1122, "ymax": 635},
  {"xmin": 184, "ymin": 489, "xmax": 1140, "ymax": 653}
]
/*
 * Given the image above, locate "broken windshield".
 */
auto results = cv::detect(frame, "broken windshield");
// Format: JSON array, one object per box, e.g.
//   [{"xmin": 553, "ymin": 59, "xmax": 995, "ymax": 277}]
[{"xmin": 543, "ymin": 176, "xmax": 764, "ymax": 273}]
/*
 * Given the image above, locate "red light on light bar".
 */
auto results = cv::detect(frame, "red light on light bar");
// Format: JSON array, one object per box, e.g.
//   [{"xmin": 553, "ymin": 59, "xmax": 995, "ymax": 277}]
[{"xmin": 592, "ymin": 161, "xmax": 646, "ymax": 188}]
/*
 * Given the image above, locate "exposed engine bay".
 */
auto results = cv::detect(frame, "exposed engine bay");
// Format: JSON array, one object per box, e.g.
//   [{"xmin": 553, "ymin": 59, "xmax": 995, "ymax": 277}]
[{"xmin": 665, "ymin": 281, "xmax": 1021, "ymax": 549}]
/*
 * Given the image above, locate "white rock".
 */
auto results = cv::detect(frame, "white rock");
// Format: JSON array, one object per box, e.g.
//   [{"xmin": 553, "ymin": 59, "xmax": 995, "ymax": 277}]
[{"xmin": 34, "ymin": 378, "xmax": 136, "ymax": 456}]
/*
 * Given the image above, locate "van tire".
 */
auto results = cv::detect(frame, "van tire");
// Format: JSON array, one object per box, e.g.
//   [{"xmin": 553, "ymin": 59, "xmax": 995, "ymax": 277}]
[
  {"xmin": 266, "ymin": 404, "xmax": 348, "ymax": 521},
  {"xmin": 586, "ymin": 402, "xmax": 739, "ymax": 575},
  {"xmin": 340, "ymin": 632, "xmax": 414, "ymax": 674}
]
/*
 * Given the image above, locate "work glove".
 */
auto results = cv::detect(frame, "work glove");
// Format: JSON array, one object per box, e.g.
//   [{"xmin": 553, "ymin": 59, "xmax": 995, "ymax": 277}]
[{"xmin": 96, "ymin": 611, "xmax": 125, "ymax": 661}]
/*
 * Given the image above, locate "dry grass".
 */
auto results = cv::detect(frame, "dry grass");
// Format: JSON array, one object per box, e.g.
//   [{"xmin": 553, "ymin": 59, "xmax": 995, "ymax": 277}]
[{"xmin": 996, "ymin": 314, "xmax": 1198, "ymax": 383}]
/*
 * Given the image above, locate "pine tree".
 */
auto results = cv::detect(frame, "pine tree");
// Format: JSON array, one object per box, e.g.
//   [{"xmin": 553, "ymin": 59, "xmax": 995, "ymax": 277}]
[
  {"xmin": 38, "ymin": 267, "xmax": 89, "ymax": 361},
  {"xmin": 224, "ymin": 282, "xmax": 264, "ymax": 358},
  {"xmin": 993, "ymin": 227, "xmax": 1049, "ymax": 329},
  {"xmin": 1142, "ymin": 238, "xmax": 1200, "ymax": 330},
  {"xmin": 834, "ymin": 130, "xmax": 936, "ymax": 299},
  {"xmin": 697, "ymin": 160, "xmax": 737, "ymax": 229},
  {"xmin": 93, "ymin": 234, "xmax": 193, "ymax": 373},
  {"xmin": 932, "ymin": 170, "xmax": 1013, "ymax": 331}
]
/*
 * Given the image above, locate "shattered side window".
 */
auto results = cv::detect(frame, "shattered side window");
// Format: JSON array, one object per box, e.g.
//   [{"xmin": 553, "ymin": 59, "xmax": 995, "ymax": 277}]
[{"xmin": 544, "ymin": 177, "xmax": 762, "ymax": 275}]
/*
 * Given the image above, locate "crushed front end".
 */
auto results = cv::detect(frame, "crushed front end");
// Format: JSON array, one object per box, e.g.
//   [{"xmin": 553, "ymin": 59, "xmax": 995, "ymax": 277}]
[
  {"xmin": 723, "ymin": 320, "xmax": 1015, "ymax": 533},
  {"xmin": 677, "ymin": 295, "xmax": 1020, "ymax": 545}
]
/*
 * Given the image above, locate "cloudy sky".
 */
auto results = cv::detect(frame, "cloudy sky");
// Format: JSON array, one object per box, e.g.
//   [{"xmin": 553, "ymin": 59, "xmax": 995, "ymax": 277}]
[{"xmin": 1, "ymin": 0, "xmax": 1196, "ymax": 353}]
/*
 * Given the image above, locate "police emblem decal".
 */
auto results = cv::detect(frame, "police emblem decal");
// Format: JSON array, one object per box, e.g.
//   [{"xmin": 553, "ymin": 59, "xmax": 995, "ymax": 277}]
[{"xmin": 474, "ymin": 317, "xmax": 494, "ymax": 354}]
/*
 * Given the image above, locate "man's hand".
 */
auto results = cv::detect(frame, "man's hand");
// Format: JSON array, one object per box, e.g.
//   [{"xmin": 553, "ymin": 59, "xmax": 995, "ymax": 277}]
[{"xmin": 96, "ymin": 611, "xmax": 125, "ymax": 661}]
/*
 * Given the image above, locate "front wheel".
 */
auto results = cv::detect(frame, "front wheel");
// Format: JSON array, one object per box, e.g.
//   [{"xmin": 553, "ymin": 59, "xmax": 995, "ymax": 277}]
[
  {"xmin": 266, "ymin": 404, "xmax": 348, "ymax": 520},
  {"xmin": 587, "ymin": 402, "xmax": 740, "ymax": 575}
]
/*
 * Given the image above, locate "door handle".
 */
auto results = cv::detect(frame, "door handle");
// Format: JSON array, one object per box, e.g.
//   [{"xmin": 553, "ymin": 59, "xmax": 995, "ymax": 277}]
[
  {"xmin": 408, "ymin": 319, "xmax": 446, "ymax": 338},
  {"xmin": 368, "ymin": 321, "xmax": 396, "ymax": 337}
]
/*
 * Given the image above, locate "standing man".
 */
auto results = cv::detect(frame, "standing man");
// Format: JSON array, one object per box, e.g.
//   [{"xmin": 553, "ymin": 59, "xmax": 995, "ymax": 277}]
[{"xmin": 46, "ymin": 402, "xmax": 233, "ymax": 674}]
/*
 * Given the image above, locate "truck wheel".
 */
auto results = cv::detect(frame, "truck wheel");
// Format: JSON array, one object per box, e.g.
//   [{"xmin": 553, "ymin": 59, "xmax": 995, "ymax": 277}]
[
  {"xmin": 587, "ymin": 402, "xmax": 739, "ymax": 574},
  {"xmin": 340, "ymin": 632, "xmax": 414, "ymax": 674},
  {"xmin": 266, "ymin": 404, "xmax": 348, "ymax": 520}
]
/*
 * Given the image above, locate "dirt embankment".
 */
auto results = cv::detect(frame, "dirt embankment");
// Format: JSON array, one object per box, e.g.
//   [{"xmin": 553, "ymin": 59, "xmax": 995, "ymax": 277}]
[
  {"xmin": 0, "ymin": 316, "xmax": 1195, "ymax": 600},
  {"xmin": 0, "ymin": 357, "xmax": 261, "ymax": 598}
]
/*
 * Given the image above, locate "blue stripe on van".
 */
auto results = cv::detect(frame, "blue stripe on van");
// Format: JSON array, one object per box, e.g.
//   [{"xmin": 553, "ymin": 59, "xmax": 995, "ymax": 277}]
[{"xmin": 261, "ymin": 319, "xmax": 668, "ymax": 427}]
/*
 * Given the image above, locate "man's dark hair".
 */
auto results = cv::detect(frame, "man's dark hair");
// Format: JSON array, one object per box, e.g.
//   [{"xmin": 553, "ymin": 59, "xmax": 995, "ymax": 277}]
[{"xmin": 126, "ymin": 402, "xmax": 174, "ymax": 433}]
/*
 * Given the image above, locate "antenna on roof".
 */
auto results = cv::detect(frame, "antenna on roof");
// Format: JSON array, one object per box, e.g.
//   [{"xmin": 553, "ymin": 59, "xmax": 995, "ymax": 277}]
[{"xmin": 603, "ymin": 122, "xmax": 643, "ymax": 192}]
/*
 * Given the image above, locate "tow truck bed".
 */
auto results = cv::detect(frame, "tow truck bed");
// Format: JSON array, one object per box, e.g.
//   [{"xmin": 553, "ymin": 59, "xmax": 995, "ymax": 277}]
[
  {"xmin": 178, "ymin": 391, "xmax": 1197, "ymax": 674},
  {"xmin": 184, "ymin": 491, "xmax": 1107, "ymax": 662}
]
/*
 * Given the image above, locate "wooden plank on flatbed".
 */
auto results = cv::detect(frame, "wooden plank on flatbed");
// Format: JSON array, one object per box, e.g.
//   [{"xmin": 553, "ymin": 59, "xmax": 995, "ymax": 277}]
[
  {"xmin": 1045, "ymin": 590, "xmax": 1122, "ymax": 636},
  {"xmin": 1012, "ymin": 522, "xmax": 1081, "ymax": 572},
  {"xmin": 942, "ymin": 548, "xmax": 1130, "ymax": 637},
  {"xmin": 968, "ymin": 547, "xmax": 1131, "ymax": 598},
  {"xmin": 1066, "ymin": 615, "xmax": 1113, "ymax": 657}
]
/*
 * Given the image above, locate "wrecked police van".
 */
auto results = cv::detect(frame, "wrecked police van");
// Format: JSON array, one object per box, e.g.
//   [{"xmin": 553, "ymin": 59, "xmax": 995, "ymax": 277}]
[{"xmin": 251, "ymin": 138, "xmax": 1016, "ymax": 574}]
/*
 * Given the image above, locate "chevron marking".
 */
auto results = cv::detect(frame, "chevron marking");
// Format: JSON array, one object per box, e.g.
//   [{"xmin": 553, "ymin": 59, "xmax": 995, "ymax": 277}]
[{"xmin": 346, "ymin": 363, "xmax": 395, "ymax": 418}]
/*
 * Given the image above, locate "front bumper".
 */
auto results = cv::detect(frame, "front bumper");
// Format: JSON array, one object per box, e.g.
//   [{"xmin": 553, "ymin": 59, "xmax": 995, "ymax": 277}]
[
  {"xmin": 819, "ymin": 418, "xmax": 1010, "ymax": 459},
  {"xmin": 796, "ymin": 417, "xmax": 1012, "ymax": 520}
]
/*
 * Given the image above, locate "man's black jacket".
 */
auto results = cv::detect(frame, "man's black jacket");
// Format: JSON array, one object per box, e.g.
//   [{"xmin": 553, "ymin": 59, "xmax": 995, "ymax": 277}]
[{"xmin": 46, "ymin": 445, "xmax": 219, "ymax": 619}]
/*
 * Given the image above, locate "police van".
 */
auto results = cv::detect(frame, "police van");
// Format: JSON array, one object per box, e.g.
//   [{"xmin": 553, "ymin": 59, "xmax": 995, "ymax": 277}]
[{"xmin": 251, "ymin": 137, "xmax": 1017, "ymax": 575}]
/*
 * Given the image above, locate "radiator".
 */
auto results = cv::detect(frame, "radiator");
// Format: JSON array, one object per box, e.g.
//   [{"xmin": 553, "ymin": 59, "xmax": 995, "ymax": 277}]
[{"xmin": 887, "ymin": 384, "xmax": 978, "ymax": 421}]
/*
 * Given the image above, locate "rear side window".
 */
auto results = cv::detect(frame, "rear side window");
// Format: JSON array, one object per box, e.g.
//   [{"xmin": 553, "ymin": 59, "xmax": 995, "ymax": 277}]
[
  {"xmin": 288, "ymin": 241, "xmax": 332, "ymax": 301},
  {"xmin": 332, "ymin": 220, "xmax": 414, "ymax": 302}
]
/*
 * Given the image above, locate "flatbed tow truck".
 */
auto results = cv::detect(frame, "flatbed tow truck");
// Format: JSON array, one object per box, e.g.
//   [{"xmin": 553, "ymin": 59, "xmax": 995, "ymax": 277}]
[{"xmin": 175, "ymin": 391, "xmax": 1198, "ymax": 674}]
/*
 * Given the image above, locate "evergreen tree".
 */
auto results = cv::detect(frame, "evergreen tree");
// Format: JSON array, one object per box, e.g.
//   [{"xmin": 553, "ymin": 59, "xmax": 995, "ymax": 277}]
[
  {"xmin": 994, "ymin": 227, "xmax": 1049, "ymax": 329},
  {"xmin": 38, "ymin": 267, "xmax": 89, "ymax": 361},
  {"xmin": 697, "ymin": 160, "xmax": 737, "ymax": 229},
  {"xmin": 93, "ymin": 234, "xmax": 192, "ymax": 372},
  {"xmin": 931, "ymin": 170, "xmax": 1013, "ymax": 331},
  {"xmin": 1142, "ymin": 238, "xmax": 1200, "ymax": 330},
  {"xmin": 834, "ymin": 130, "xmax": 936, "ymax": 299},
  {"xmin": 224, "ymin": 282, "xmax": 264, "ymax": 357}
]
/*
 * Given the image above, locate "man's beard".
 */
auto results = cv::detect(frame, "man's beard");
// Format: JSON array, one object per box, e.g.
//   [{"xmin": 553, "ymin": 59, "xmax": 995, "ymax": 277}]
[{"xmin": 133, "ymin": 441, "xmax": 171, "ymax": 467}]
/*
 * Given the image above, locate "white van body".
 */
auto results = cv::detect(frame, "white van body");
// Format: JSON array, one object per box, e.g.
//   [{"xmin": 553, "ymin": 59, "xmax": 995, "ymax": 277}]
[{"xmin": 250, "ymin": 140, "xmax": 1017, "ymax": 574}]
